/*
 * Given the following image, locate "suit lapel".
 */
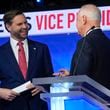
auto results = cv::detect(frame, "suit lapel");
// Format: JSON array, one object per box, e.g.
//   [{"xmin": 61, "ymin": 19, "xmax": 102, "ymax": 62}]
[
  {"xmin": 27, "ymin": 40, "xmax": 37, "ymax": 79},
  {"xmin": 5, "ymin": 42, "xmax": 25, "ymax": 81}
]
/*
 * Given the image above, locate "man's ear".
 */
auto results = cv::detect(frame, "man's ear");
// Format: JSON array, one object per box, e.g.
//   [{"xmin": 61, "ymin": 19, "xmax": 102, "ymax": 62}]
[
  {"xmin": 5, "ymin": 24, "xmax": 11, "ymax": 32},
  {"xmin": 82, "ymin": 15, "xmax": 87, "ymax": 25}
]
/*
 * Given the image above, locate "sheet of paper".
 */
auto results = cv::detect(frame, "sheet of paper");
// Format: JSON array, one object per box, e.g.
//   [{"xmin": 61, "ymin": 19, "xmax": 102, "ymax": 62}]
[{"xmin": 12, "ymin": 81, "xmax": 31, "ymax": 93}]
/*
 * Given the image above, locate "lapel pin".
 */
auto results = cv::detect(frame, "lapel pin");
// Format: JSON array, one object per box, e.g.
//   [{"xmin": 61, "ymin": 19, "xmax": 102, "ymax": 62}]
[{"xmin": 33, "ymin": 48, "xmax": 36, "ymax": 50}]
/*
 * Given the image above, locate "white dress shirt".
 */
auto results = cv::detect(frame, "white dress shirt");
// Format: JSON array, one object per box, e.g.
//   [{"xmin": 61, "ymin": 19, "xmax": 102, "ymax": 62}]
[{"xmin": 10, "ymin": 38, "xmax": 29, "ymax": 67}]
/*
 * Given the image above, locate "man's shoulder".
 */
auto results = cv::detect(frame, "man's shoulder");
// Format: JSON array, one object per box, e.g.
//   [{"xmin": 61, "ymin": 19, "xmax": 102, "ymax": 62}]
[{"xmin": 28, "ymin": 39, "xmax": 48, "ymax": 48}]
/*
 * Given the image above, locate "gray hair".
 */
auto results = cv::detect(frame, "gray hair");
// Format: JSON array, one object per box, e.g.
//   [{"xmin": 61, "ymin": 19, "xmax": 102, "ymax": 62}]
[{"xmin": 79, "ymin": 4, "xmax": 101, "ymax": 22}]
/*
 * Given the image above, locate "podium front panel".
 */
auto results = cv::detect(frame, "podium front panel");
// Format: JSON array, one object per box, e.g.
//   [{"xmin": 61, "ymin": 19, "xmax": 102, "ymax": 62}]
[{"xmin": 32, "ymin": 75, "xmax": 110, "ymax": 110}]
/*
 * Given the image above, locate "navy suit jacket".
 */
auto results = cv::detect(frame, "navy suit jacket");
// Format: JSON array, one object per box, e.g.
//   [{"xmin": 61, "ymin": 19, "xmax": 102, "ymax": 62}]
[
  {"xmin": 0, "ymin": 39, "xmax": 53, "ymax": 110},
  {"xmin": 70, "ymin": 29, "xmax": 110, "ymax": 89}
]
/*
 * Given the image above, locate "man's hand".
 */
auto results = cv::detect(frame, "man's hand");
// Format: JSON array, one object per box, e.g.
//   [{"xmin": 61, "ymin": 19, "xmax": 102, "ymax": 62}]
[
  {"xmin": 53, "ymin": 68, "xmax": 70, "ymax": 77},
  {"xmin": 26, "ymin": 83, "xmax": 46, "ymax": 96},
  {"xmin": 0, "ymin": 88, "xmax": 19, "ymax": 101}
]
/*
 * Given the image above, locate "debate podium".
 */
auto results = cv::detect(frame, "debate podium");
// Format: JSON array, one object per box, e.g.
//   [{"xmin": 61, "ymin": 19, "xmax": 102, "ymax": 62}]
[{"xmin": 32, "ymin": 75, "xmax": 110, "ymax": 110}]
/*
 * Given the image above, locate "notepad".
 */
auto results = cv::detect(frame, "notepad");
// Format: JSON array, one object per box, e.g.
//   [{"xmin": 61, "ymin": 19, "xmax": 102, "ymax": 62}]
[{"xmin": 12, "ymin": 81, "xmax": 31, "ymax": 93}]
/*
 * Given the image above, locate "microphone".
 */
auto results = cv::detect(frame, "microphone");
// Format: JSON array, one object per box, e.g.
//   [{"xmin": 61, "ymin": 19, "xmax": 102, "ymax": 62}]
[
  {"xmin": 72, "ymin": 26, "xmax": 95, "ymax": 75},
  {"xmin": 72, "ymin": 37, "xmax": 86, "ymax": 75}
]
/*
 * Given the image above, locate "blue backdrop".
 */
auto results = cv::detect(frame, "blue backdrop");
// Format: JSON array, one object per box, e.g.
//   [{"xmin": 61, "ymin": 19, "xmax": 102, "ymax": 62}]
[{"xmin": 0, "ymin": 31, "xmax": 110, "ymax": 72}]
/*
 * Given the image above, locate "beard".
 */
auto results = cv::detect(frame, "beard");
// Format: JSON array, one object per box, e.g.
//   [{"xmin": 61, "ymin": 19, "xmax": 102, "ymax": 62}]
[{"xmin": 11, "ymin": 29, "xmax": 28, "ymax": 41}]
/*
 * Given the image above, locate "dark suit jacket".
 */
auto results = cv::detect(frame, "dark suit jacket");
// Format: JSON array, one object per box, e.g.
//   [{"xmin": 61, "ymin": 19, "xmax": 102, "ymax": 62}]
[
  {"xmin": 70, "ymin": 29, "xmax": 110, "ymax": 89},
  {"xmin": 0, "ymin": 39, "xmax": 53, "ymax": 110}
]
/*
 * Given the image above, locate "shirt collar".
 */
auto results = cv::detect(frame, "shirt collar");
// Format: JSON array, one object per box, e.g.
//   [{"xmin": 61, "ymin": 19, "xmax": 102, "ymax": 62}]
[{"xmin": 10, "ymin": 38, "xmax": 28, "ymax": 47}]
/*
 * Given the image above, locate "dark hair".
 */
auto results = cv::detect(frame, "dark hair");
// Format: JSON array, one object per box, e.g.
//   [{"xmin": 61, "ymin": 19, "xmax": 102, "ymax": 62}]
[{"xmin": 3, "ymin": 10, "xmax": 24, "ymax": 25}]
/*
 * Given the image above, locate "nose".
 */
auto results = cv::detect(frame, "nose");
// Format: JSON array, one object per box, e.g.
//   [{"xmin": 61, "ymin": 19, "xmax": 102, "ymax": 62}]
[
  {"xmin": 22, "ymin": 23, "xmax": 28, "ymax": 29},
  {"xmin": 22, "ymin": 23, "xmax": 28, "ymax": 28}
]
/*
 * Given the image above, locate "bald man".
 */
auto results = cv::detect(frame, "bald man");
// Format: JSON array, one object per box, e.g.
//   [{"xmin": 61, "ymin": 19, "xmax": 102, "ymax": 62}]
[{"xmin": 54, "ymin": 4, "xmax": 110, "ymax": 89}]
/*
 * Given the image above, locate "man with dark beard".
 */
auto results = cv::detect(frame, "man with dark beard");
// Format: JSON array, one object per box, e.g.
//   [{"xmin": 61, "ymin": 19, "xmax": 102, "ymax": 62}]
[{"xmin": 0, "ymin": 10, "xmax": 53, "ymax": 110}]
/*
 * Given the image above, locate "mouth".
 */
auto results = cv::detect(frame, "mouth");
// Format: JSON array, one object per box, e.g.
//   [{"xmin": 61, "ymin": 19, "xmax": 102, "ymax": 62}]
[{"xmin": 21, "ymin": 30, "xmax": 28, "ymax": 36}]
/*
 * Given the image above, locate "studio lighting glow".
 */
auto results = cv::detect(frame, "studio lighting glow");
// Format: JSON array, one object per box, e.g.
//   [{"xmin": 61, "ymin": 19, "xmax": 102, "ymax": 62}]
[
  {"xmin": 36, "ymin": 0, "xmax": 44, "ymax": 5},
  {"xmin": 36, "ymin": 0, "xmax": 41, "ymax": 3}
]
